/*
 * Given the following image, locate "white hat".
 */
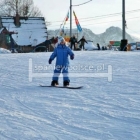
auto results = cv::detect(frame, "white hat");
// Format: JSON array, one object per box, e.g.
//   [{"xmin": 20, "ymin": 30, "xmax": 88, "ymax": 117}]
[{"xmin": 58, "ymin": 36, "xmax": 65, "ymax": 44}]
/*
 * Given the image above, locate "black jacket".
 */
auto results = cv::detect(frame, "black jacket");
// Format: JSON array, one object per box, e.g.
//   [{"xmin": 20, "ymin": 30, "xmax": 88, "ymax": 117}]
[
  {"xmin": 69, "ymin": 37, "xmax": 77, "ymax": 44},
  {"xmin": 78, "ymin": 38, "xmax": 88, "ymax": 45}
]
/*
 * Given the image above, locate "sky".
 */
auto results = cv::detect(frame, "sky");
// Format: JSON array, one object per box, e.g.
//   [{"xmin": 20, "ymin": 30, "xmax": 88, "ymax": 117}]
[
  {"xmin": 33, "ymin": 0, "xmax": 140, "ymax": 38},
  {"xmin": 0, "ymin": 49, "xmax": 140, "ymax": 139}
]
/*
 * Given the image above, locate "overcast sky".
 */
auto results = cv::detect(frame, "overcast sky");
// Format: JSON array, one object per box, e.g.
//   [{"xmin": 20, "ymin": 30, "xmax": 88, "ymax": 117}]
[{"xmin": 33, "ymin": 0, "xmax": 140, "ymax": 38}]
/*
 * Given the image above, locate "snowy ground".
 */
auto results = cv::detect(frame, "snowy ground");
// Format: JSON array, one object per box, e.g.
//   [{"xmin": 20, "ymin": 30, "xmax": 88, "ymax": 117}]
[
  {"xmin": 0, "ymin": 51, "xmax": 140, "ymax": 140},
  {"xmin": 0, "ymin": 48, "xmax": 11, "ymax": 54}
]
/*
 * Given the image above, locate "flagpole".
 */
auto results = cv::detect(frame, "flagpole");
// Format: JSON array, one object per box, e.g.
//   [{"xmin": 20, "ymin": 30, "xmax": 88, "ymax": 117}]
[{"xmin": 70, "ymin": 0, "xmax": 72, "ymax": 37}]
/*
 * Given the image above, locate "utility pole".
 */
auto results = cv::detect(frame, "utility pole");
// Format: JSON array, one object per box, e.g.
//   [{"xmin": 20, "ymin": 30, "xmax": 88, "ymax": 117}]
[
  {"xmin": 69, "ymin": 0, "xmax": 92, "ymax": 38},
  {"xmin": 122, "ymin": 0, "xmax": 125, "ymax": 39},
  {"xmin": 70, "ymin": 0, "xmax": 72, "ymax": 38},
  {"xmin": 120, "ymin": 0, "xmax": 127, "ymax": 51}
]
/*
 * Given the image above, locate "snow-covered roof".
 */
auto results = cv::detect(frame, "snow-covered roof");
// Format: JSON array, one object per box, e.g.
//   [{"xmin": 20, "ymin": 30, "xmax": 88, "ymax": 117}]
[{"xmin": 1, "ymin": 16, "xmax": 47, "ymax": 46}]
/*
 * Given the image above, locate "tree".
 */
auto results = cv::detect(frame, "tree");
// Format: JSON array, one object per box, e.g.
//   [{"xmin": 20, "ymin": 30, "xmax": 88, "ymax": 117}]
[{"xmin": 0, "ymin": 0, "xmax": 42, "ymax": 17}]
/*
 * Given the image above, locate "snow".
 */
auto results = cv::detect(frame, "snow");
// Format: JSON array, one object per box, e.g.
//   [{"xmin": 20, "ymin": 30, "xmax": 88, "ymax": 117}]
[
  {"xmin": 0, "ymin": 48, "xmax": 11, "ymax": 54},
  {"xmin": 0, "ymin": 51, "xmax": 140, "ymax": 140},
  {"xmin": 84, "ymin": 41, "xmax": 97, "ymax": 50}
]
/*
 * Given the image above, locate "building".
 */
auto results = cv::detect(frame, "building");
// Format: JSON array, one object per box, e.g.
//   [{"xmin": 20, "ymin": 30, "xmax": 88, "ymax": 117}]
[{"xmin": 0, "ymin": 14, "xmax": 48, "ymax": 52}]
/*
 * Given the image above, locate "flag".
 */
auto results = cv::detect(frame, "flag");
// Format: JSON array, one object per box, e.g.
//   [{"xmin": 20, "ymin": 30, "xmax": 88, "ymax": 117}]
[
  {"xmin": 73, "ymin": 11, "xmax": 82, "ymax": 32},
  {"xmin": 61, "ymin": 26, "xmax": 64, "ymax": 33},
  {"xmin": 60, "ymin": 26, "xmax": 65, "ymax": 36},
  {"xmin": 64, "ymin": 10, "xmax": 69, "ymax": 25},
  {"xmin": 60, "ymin": 10, "xmax": 69, "ymax": 36},
  {"xmin": 65, "ymin": 11, "xmax": 69, "ymax": 21}
]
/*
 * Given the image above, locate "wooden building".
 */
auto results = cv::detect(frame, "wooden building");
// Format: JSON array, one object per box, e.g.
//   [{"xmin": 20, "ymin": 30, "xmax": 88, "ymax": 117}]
[{"xmin": 0, "ymin": 14, "xmax": 48, "ymax": 52}]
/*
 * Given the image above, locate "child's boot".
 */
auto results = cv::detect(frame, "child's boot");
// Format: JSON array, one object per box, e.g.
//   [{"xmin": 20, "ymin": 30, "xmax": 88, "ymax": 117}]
[
  {"xmin": 63, "ymin": 81, "xmax": 69, "ymax": 87},
  {"xmin": 51, "ymin": 80, "xmax": 59, "ymax": 86}
]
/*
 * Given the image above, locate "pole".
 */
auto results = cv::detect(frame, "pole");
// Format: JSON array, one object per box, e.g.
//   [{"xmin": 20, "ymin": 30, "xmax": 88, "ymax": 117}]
[
  {"xmin": 70, "ymin": 0, "xmax": 72, "ymax": 38},
  {"xmin": 69, "ymin": 0, "xmax": 92, "ymax": 38},
  {"xmin": 120, "ymin": 0, "xmax": 127, "ymax": 51},
  {"xmin": 122, "ymin": 0, "xmax": 125, "ymax": 39}
]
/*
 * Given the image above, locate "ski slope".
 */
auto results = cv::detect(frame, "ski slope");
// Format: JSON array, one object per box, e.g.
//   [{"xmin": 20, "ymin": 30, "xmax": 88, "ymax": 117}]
[{"xmin": 0, "ymin": 51, "xmax": 140, "ymax": 140}]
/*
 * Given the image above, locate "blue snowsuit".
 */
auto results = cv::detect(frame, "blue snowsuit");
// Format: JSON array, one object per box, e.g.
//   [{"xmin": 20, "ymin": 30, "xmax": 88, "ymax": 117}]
[{"xmin": 49, "ymin": 44, "xmax": 74, "ymax": 82}]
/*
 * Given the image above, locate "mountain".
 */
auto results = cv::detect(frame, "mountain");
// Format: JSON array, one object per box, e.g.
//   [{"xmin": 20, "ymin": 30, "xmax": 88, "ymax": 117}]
[
  {"xmin": 97, "ymin": 26, "xmax": 136, "ymax": 45},
  {"xmin": 48, "ymin": 26, "xmax": 139, "ymax": 46}
]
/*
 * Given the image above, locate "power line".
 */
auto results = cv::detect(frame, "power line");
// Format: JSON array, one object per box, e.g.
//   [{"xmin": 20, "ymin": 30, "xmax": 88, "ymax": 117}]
[
  {"xmin": 48, "ymin": 16, "xmax": 140, "ymax": 28},
  {"xmin": 81, "ymin": 16, "xmax": 140, "ymax": 26},
  {"xmin": 46, "ymin": 8, "xmax": 140, "ymax": 34},
  {"xmin": 48, "ymin": 8, "xmax": 140, "ymax": 24},
  {"xmin": 72, "ymin": 0, "xmax": 92, "ymax": 6},
  {"xmin": 79, "ymin": 9, "xmax": 140, "ymax": 20},
  {"xmin": 126, "ymin": 28, "xmax": 140, "ymax": 40}
]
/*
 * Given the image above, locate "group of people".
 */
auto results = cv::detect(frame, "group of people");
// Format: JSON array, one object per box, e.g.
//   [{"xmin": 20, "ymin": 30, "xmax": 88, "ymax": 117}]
[
  {"xmin": 44, "ymin": 35, "xmax": 108, "ymax": 53},
  {"xmin": 43, "ymin": 35, "xmax": 88, "ymax": 51},
  {"xmin": 69, "ymin": 35, "xmax": 88, "ymax": 50},
  {"xmin": 96, "ymin": 43, "xmax": 107, "ymax": 50},
  {"xmin": 43, "ymin": 35, "xmax": 110, "ymax": 52}
]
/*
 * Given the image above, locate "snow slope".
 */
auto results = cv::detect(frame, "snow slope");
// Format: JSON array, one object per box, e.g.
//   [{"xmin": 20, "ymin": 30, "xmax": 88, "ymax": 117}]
[{"xmin": 0, "ymin": 51, "xmax": 140, "ymax": 140}]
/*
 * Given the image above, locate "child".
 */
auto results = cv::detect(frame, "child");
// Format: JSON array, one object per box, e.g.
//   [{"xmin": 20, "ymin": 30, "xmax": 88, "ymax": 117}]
[{"xmin": 48, "ymin": 36, "xmax": 74, "ymax": 86}]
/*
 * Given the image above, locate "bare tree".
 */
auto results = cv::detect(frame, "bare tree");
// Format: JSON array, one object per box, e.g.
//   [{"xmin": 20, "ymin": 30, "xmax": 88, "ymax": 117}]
[{"xmin": 0, "ymin": 0, "xmax": 42, "ymax": 17}]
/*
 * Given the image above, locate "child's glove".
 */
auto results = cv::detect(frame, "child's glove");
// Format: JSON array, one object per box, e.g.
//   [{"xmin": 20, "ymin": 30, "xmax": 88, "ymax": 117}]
[
  {"xmin": 48, "ymin": 58, "xmax": 52, "ymax": 64},
  {"xmin": 70, "ymin": 55, "xmax": 74, "ymax": 60}
]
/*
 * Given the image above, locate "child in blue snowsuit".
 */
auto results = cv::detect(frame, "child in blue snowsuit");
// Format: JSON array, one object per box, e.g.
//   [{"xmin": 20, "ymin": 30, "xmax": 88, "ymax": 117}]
[{"xmin": 48, "ymin": 36, "xmax": 74, "ymax": 86}]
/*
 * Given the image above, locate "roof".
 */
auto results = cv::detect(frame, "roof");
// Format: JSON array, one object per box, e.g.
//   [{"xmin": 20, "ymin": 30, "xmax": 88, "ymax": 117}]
[{"xmin": 0, "ymin": 16, "xmax": 47, "ymax": 46}]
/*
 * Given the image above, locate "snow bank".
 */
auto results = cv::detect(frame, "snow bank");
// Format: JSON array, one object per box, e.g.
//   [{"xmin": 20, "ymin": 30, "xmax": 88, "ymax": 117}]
[
  {"xmin": 0, "ymin": 48, "xmax": 11, "ymax": 54},
  {"xmin": 84, "ymin": 41, "xmax": 97, "ymax": 50}
]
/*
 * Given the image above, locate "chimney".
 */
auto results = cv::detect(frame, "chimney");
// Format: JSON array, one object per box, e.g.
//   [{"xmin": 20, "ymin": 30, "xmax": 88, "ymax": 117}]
[
  {"xmin": 16, "ymin": 13, "xmax": 20, "ymax": 27},
  {"xmin": 15, "ymin": 0, "xmax": 20, "ymax": 27}
]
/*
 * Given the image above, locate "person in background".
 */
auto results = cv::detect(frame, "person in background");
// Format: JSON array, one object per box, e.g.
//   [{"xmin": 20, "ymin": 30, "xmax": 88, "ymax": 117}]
[
  {"xmin": 97, "ymin": 43, "xmax": 100, "ymax": 50},
  {"xmin": 52, "ymin": 36, "xmax": 58, "ymax": 48},
  {"xmin": 53, "ymin": 36, "xmax": 58, "ymax": 44},
  {"xmin": 69, "ymin": 35, "xmax": 77, "ymax": 50},
  {"xmin": 48, "ymin": 36, "xmax": 74, "ymax": 86},
  {"xmin": 44, "ymin": 36, "xmax": 52, "ymax": 51},
  {"xmin": 77, "ymin": 36, "xmax": 88, "ymax": 50}
]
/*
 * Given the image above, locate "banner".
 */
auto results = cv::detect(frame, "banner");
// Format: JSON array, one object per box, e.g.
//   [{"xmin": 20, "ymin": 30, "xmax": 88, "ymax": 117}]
[
  {"xmin": 60, "ymin": 10, "xmax": 69, "ymax": 36},
  {"xmin": 73, "ymin": 11, "xmax": 82, "ymax": 32},
  {"xmin": 110, "ymin": 41, "xmax": 121, "ymax": 46},
  {"xmin": 64, "ymin": 10, "xmax": 69, "ymax": 25}
]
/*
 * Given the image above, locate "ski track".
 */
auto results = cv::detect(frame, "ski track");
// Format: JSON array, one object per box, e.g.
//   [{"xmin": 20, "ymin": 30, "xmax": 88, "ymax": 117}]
[{"xmin": 0, "ymin": 51, "xmax": 140, "ymax": 140}]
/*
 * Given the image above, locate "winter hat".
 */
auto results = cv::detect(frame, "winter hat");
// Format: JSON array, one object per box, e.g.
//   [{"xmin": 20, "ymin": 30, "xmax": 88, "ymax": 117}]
[{"xmin": 58, "ymin": 36, "xmax": 65, "ymax": 44}]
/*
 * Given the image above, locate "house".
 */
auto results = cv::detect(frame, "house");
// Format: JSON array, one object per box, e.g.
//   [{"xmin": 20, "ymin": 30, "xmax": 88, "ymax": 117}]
[{"xmin": 0, "ymin": 14, "xmax": 48, "ymax": 52}]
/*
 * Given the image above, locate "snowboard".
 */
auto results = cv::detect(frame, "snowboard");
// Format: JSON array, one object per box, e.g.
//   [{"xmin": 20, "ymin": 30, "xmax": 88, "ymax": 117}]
[{"xmin": 39, "ymin": 84, "xmax": 83, "ymax": 89}]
